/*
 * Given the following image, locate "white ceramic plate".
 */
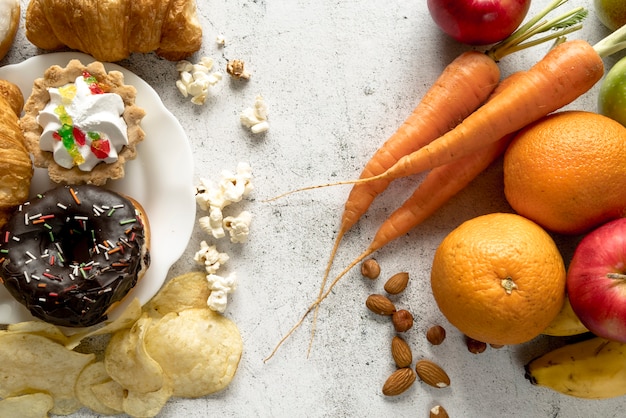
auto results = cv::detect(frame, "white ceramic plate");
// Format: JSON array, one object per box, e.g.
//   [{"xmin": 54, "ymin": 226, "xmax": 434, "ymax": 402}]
[{"xmin": 0, "ymin": 52, "xmax": 196, "ymax": 325}]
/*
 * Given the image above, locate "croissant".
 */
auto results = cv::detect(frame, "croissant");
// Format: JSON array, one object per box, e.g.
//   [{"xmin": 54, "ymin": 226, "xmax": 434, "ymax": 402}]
[
  {"xmin": 0, "ymin": 80, "xmax": 34, "ymax": 228},
  {"xmin": 25, "ymin": 0, "xmax": 203, "ymax": 62}
]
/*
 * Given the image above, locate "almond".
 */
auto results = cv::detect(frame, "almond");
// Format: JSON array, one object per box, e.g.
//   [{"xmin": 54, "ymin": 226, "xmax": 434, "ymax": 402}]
[
  {"xmin": 392, "ymin": 309, "xmax": 414, "ymax": 332},
  {"xmin": 384, "ymin": 272, "xmax": 409, "ymax": 294},
  {"xmin": 429, "ymin": 404, "xmax": 450, "ymax": 418},
  {"xmin": 365, "ymin": 294, "xmax": 396, "ymax": 316},
  {"xmin": 391, "ymin": 336, "xmax": 413, "ymax": 368},
  {"xmin": 382, "ymin": 367, "xmax": 416, "ymax": 396},
  {"xmin": 415, "ymin": 359, "xmax": 450, "ymax": 388}
]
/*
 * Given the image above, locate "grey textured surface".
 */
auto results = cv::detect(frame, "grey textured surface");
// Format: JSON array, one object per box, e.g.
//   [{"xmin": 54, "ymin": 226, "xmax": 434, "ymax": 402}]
[{"xmin": 2, "ymin": 0, "xmax": 625, "ymax": 417}]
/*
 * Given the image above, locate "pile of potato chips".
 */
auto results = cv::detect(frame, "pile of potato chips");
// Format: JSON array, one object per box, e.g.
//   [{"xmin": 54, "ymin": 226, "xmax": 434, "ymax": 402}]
[{"xmin": 0, "ymin": 272, "xmax": 243, "ymax": 417}]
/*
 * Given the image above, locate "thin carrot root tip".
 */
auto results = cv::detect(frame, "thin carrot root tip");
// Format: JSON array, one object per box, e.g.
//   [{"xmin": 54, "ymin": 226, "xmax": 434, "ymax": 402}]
[
  {"xmin": 267, "ymin": 247, "xmax": 374, "ymax": 361},
  {"xmin": 262, "ymin": 179, "xmax": 366, "ymax": 202},
  {"xmin": 308, "ymin": 232, "xmax": 346, "ymax": 356}
]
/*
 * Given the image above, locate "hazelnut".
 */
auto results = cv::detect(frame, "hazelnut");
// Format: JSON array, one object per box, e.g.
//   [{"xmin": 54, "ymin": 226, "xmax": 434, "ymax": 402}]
[
  {"xmin": 392, "ymin": 309, "xmax": 414, "ymax": 332},
  {"xmin": 426, "ymin": 325, "xmax": 446, "ymax": 345},
  {"xmin": 465, "ymin": 336, "xmax": 487, "ymax": 354},
  {"xmin": 361, "ymin": 258, "xmax": 381, "ymax": 280}
]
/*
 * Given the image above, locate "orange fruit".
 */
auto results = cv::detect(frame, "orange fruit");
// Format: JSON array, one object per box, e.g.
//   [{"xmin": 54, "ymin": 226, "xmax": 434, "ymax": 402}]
[
  {"xmin": 430, "ymin": 213, "xmax": 566, "ymax": 345},
  {"xmin": 503, "ymin": 110, "xmax": 626, "ymax": 235}
]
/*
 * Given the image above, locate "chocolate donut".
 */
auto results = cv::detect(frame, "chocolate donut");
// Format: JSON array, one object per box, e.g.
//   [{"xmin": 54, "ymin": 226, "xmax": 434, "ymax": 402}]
[{"xmin": 0, "ymin": 185, "xmax": 150, "ymax": 327}]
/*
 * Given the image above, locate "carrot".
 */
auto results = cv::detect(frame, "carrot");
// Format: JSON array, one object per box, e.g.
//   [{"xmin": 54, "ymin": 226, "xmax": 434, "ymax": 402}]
[
  {"xmin": 343, "ymin": 72, "xmax": 526, "ymax": 270},
  {"xmin": 301, "ymin": 2, "xmax": 587, "ymax": 357},
  {"xmin": 340, "ymin": 50, "xmax": 500, "ymax": 238}
]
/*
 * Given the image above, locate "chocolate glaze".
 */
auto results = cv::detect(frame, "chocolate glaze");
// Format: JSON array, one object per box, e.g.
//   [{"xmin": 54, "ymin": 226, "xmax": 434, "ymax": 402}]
[{"xmin": 0, "ymin": 185, "xmax": 149, "ymax": 327}]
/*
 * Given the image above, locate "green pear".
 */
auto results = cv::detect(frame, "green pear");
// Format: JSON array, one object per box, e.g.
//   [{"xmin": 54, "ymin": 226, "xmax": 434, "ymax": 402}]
[
  {"xmin": 598, "ymin": 56, "xmax": 626, "ymax": 127},
  {"xmin": 594, "ymin": 0, "xmax": 626, "ymax": 31}
]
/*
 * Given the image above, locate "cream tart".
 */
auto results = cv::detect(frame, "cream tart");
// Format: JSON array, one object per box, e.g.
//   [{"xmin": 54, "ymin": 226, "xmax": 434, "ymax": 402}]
[{"xmin": 20, "ymin": 59, "xmax": 145, "ymax": 185}]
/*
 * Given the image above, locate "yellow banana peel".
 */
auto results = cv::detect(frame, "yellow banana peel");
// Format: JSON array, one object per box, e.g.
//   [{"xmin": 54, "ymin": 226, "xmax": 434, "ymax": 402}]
[
  {"xmin": 525, "ymin": 337, "xmax": 626, "ymax": 399},
  {"xmin": 541, "ymin": 296, "xmax": 588, "ymax": 337}
]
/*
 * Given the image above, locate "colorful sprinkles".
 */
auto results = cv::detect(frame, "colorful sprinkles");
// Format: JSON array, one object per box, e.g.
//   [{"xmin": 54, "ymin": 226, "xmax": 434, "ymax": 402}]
[{"xmin": 0, "ymin": 185, "xmax": 148, "ymax": 327}]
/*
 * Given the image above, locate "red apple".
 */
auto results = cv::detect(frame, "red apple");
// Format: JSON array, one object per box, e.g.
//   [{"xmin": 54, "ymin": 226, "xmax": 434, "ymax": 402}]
[
  {"xmin": 427, "ymin": 0, "xmax": 531, "ymax": 45},
  {"xmin": 567, "ymin": 218, "xmax": 626, "ymax": 342}
]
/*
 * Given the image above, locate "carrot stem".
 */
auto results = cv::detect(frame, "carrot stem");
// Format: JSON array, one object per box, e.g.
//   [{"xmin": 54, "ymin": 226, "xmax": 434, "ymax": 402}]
[
  {"xmin": 487, "ymin": 3, "xmax": 587, "ymax": 61},
  {"xmin": 594, "ymin": 21, "xmax": 626, "ymax": 58}
]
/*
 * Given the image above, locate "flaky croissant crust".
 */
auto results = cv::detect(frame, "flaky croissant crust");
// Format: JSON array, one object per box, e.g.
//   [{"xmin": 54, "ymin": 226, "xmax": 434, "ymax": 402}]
[
  {"xmin": 0, "ymin": 80, "xmax": 33, "ymax": 228},
  {"xmin": 25, "ymin": 0, "xmax": 202, "ymax": 62}
]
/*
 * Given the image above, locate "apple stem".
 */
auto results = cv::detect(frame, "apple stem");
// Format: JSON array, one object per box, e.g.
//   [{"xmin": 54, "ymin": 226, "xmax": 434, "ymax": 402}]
[{"xmin": 606, "ymin": 272, "xmax": 626, "ymax": 281}]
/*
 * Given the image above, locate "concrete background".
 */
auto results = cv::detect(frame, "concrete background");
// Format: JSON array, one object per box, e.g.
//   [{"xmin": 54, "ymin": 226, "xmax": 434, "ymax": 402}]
[{"xmin": 2, "ymin": 0, "xmax": 625, "ymax": 416}]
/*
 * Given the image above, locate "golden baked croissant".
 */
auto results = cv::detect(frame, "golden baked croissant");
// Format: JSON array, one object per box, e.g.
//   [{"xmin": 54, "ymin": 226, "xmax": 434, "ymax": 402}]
[
  {"xmin": 0, "ymin": 80, "xmax": 34, "ymax": 228},
  {"xmin": 25, "ymin": 0, "xmax": 203, "ymax": 62}
]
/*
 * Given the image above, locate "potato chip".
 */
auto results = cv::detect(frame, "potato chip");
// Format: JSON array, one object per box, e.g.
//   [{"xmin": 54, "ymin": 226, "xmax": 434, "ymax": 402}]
[
  {"xmin": 0, "ymin": 333, "xmax": 95, "ymax": 415},
  {"xmin": 104, "ymin": 314, "xmax": 165, "ymax": 394},
  {"xmin": 0, "ymin": 392, "xmax": 54, "ymax": 418},
  {"xmin": 143, "ymin": 271, "xmax": 211, "ymax": 318},
  {"xmin": 91, "ymin": 379, "xmax": 125, "ymax": 413},
  {"xmin": 144, "ymin": 308, "xmax": 243, "ymax": 398},
  {"xmin": 65, "ymin": 297, "xmax": 143, "ymax": 349},
  {"xmin": 123, "ymin": 380, "xmax": 173, "ymax": 418},
  {"xmin": 5, "ymin": 320, "xmax": 69, "ymax": 346},
  {"xmin": 75, "ymin": 361, "xmax": 123, "ymax": 415}
]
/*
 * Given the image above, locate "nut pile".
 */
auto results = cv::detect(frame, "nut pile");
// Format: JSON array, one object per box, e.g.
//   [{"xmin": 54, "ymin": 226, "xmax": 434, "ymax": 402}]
[{"xmin": 360, "ymin": 259, "xmax": 452, "ymax": 415}]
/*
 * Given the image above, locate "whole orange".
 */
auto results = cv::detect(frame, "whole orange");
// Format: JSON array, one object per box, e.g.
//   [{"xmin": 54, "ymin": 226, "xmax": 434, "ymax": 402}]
[
  {"xmin": 430, "ymin": 213, "xmax": 566, "ymax": 345},
  {"xmin": 503, "ymin": 110, "xmax": 626, "ymax": 235}
]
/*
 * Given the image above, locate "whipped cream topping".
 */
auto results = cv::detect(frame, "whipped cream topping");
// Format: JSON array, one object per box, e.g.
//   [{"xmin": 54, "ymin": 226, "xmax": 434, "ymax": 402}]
[{"xmin": 38, "ymin": 72, "xmax": 129, "ymax": 171}]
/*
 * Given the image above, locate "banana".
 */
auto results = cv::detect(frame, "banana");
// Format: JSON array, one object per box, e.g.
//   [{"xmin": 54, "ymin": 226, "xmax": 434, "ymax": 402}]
[
  {"xmin": 541, "ymin": 296, "xmax": 589, "ymax": 337},
  {"xmin": 525, "ymin": 337, "xmax": 626, "ymax": 399}
]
